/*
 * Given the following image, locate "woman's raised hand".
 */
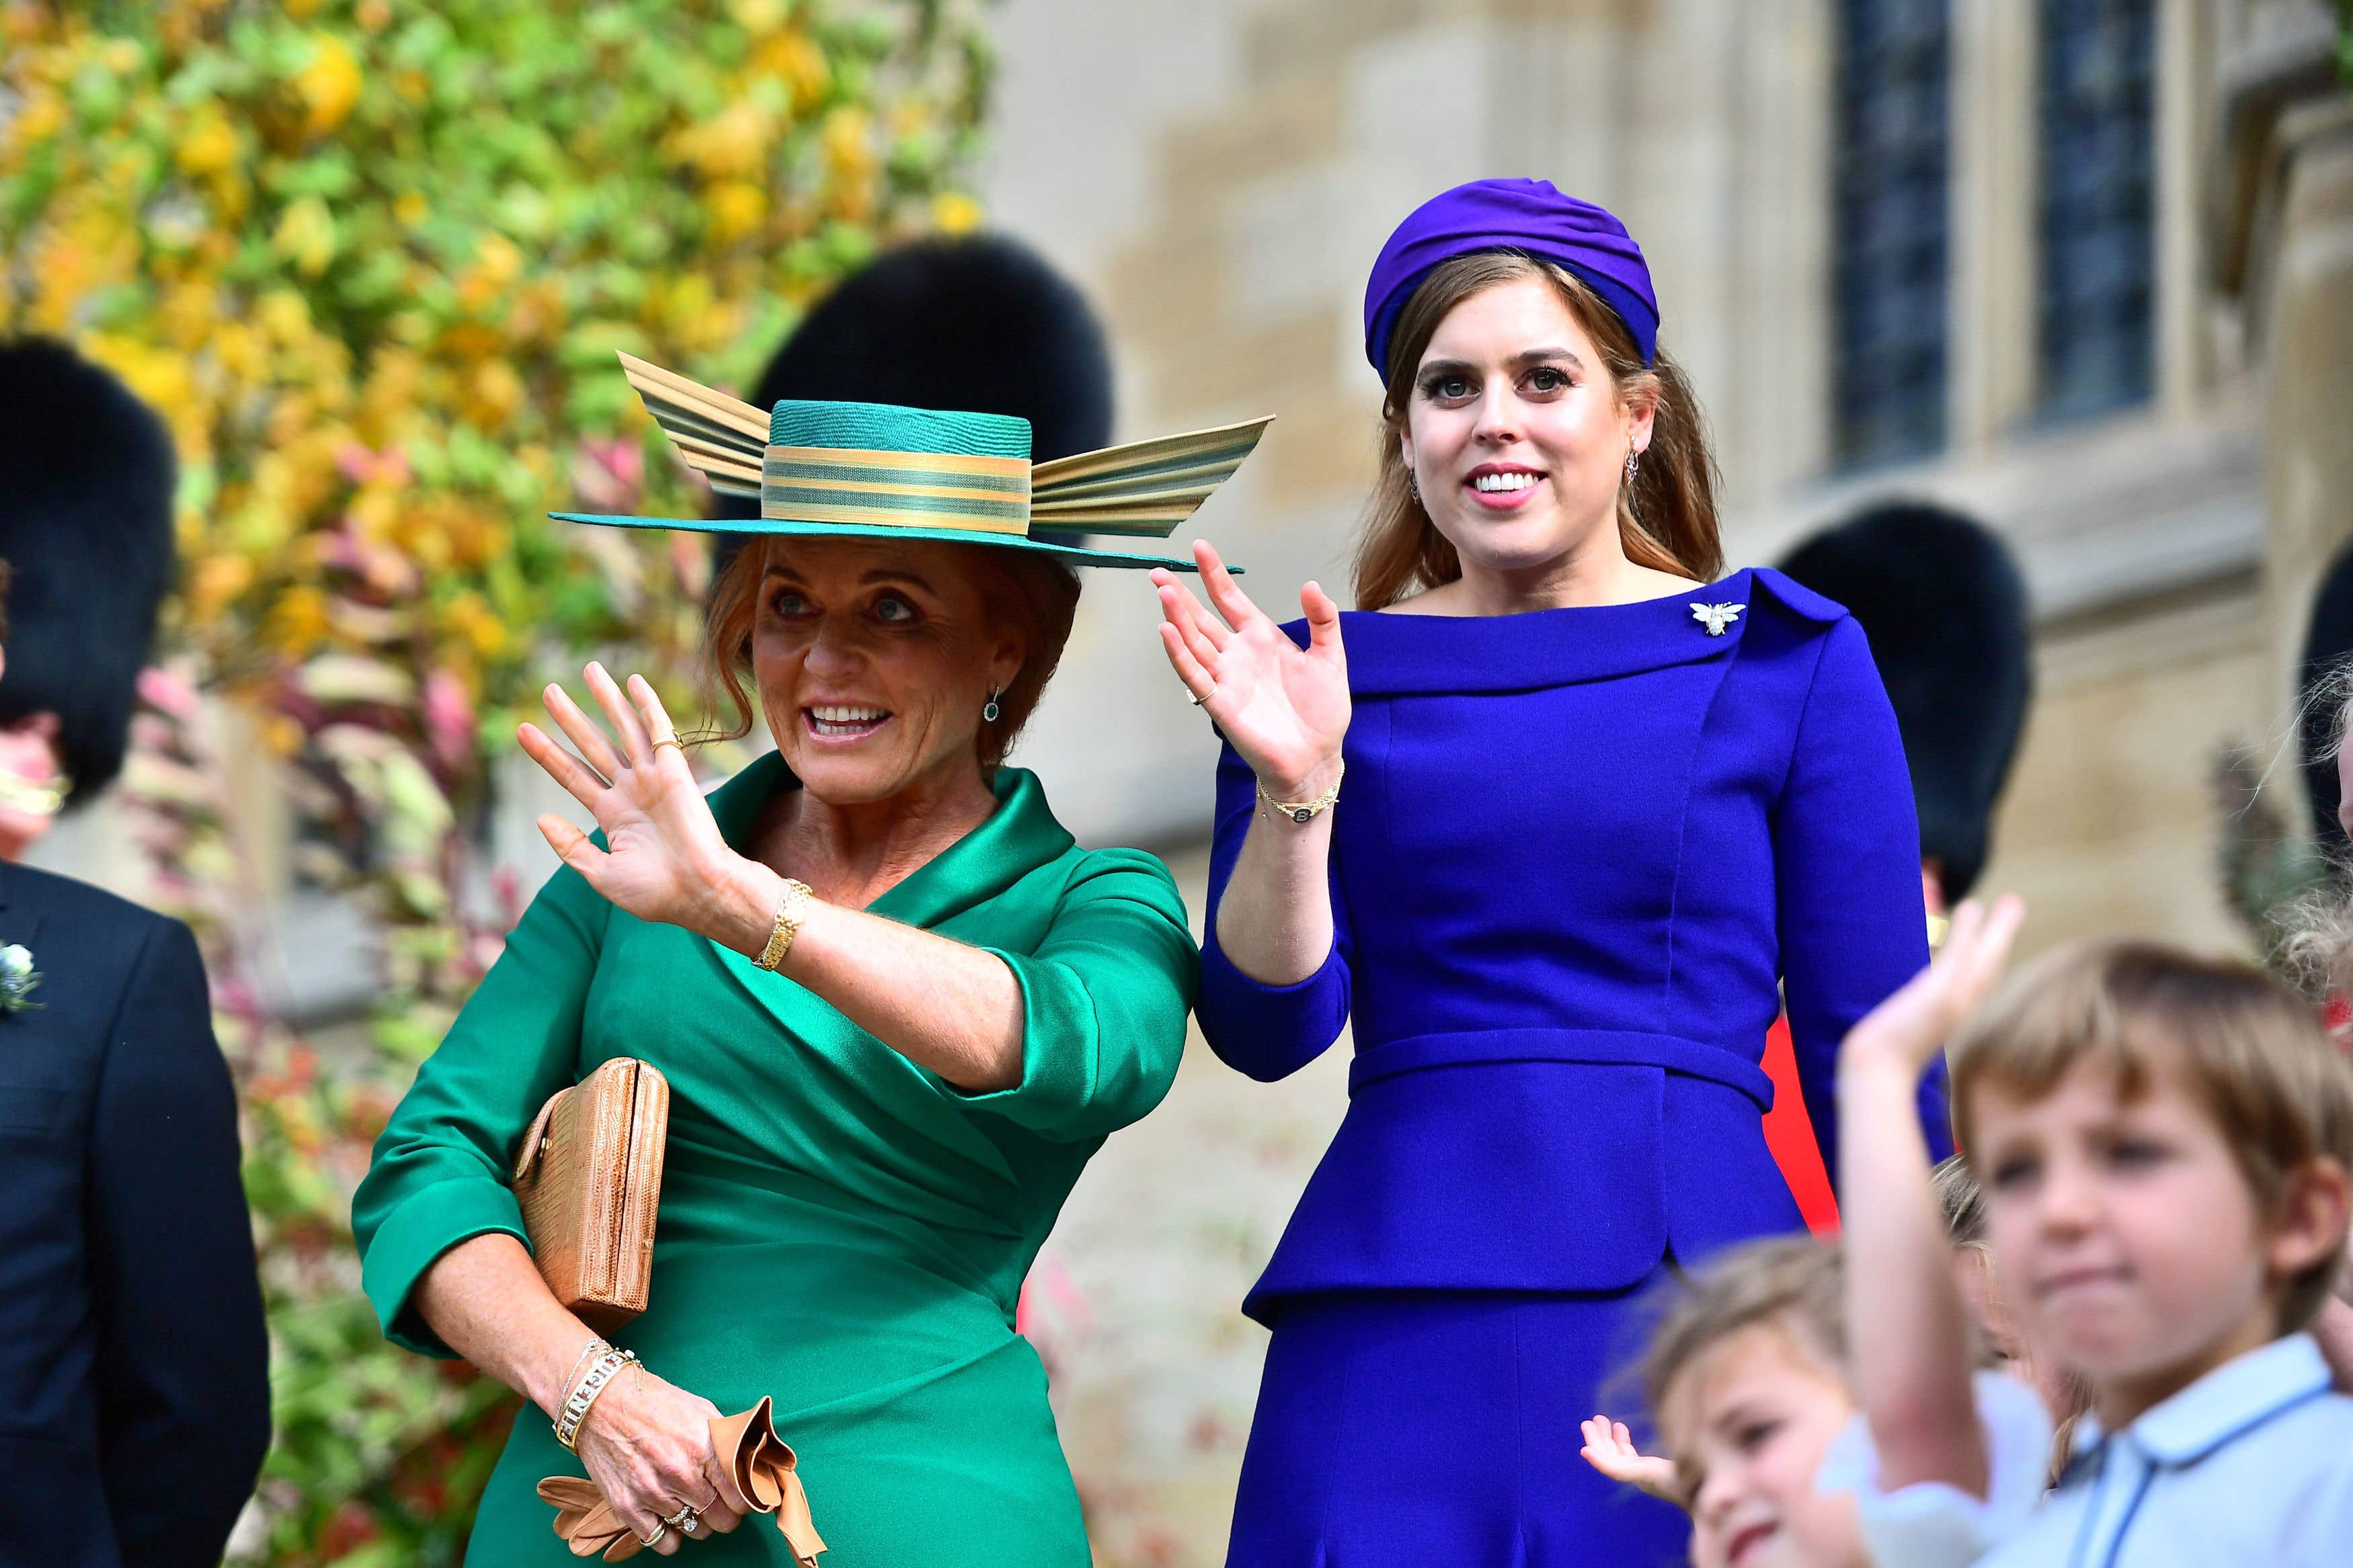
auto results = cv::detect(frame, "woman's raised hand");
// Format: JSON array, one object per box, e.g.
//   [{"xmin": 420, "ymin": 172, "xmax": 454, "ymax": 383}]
[
  {"xmin": 520, "ymin": 662, "xmax": 745, "ymax": 933},
  {"xmin": 1152, "ymin": 540, "xmax": 1351, "ymax": 796},
  {"xmin": 573, "ymin": 1364, "xmax": 751, "ymax": 1554}
]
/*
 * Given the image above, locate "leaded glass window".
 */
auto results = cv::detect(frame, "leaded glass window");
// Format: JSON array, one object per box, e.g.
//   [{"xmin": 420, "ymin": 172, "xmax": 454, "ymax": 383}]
[
  {"xmin": 1833, "ymin": 0, "xmax": 1953, "ymax": 467},
  {"xmin": 2038, "ymin": 0, "xmax": 2156, "ymax": 421}
]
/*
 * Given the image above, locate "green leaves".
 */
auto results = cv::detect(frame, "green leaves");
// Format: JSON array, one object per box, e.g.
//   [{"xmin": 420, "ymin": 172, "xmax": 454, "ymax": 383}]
[{"xmin": 3, "ymin": 1, "xmax": 994, "ymax": 1560}]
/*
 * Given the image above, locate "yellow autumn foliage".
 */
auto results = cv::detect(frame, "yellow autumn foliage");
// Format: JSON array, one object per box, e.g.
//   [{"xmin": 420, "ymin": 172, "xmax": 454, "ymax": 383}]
[{"xmin": 1, "ymin": 3, "xmax": 994, "ymax": 1559}]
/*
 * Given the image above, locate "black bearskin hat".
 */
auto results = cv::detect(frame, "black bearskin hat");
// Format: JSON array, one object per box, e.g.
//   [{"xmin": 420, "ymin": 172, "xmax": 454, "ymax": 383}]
[
  {"xmin": 710, "ymin": 234, "xmax": 1114, "ymax": 546},
  {"xmin": 1778, "ymin": 502, "xmax": 2033, "ymax": 901},
  {"xmin": 0, "ymin": 337, "xmax": 177, "ymax": 805},
  {"xmin": 2297, "ymin": 542, "xmax": 2353, "ymax": 848}
]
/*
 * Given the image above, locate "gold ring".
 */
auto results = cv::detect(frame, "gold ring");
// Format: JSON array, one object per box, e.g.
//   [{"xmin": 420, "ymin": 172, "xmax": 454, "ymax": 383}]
[
  {"xmin": 1187, "ymin": 689, "xmax": 1209, "ymax": 707},
  {"xmin": 664, "ymin": 1504, "xmax": 699, "ymax": 1534},
  {"xmin": 641, "ymin": 1522, "xmax": 669, "ymax": 1547},
  {"xmin": 651, "ymin": 735, "xmax": 684, "ymax": 755}
]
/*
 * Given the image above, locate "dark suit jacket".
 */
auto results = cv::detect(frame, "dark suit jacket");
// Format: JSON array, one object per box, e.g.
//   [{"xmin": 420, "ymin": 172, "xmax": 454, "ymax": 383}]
[{"xmin": 0, "ymin": 860, "xmax": 270, "ymax": 1568}]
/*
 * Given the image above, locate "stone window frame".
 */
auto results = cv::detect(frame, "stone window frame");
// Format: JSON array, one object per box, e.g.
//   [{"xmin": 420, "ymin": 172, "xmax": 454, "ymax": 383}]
[
  {"xmin": 1944, "ymin": 0, "xmax": 2210, "ymax": 452},
  {"xmin": 2036, "ymin": 0, "xmax": 2163, "ymax": 423},
  {"xmin": 1831, "ymin": 0, "xmax": 1958, "ymax": 469}
]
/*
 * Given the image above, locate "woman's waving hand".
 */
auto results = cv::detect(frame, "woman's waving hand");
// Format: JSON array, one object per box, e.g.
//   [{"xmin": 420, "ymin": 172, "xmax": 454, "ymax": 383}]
[
  {"xmin": 1155, "ymin": 540, "xmax": 1352, "ymax": 988},
  {"xmin": 1152, "ymin": 540, "xmax": 1351, "ymax": 798},
  {"xmin": 518, "ymin": 661, "xmax": 754, "ymax": 939}
]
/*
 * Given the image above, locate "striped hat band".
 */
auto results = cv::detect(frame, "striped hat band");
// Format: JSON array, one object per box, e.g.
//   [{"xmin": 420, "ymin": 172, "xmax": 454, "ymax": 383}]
[
  {"xmin": 588, "ymin": 354, "xmax": 1272, "ymax": 569},
  {"xmin": 760, "ymin": 445, "xmax": 1035, "ymax": 536}
]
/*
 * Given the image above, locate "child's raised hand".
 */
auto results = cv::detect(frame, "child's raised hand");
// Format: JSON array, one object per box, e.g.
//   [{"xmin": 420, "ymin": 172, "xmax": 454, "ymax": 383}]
[
  {"xmin": 1579, "ymin": 1414, "xmax": 1681, "ymax": 1505},
  {"xmin": 1842, "ymin": 895, "xmax": 2027, "ymax": 1080},
  {"xmin": 1837, "ymin": 895, "xmax": 2024, "ymax": 1506}
]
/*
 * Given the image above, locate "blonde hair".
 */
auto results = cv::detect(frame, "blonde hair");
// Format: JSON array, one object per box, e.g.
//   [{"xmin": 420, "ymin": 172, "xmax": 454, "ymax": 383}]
[
  {"xmin": 1934, "ymin": 1153, "xmax": 1989, "ymax": 1245},
  {"xmin": 1353, "ymin": 250, "xmax": 1724, "ymax": 610},
  {"xmin": 696, "ymin": 535, "xmax": 1080, "ymax": 770},
  {"xmin": 2280, "ymin": 884, "xmax": 2353, "ymax": 1009},
  {"xmin": 1950, "ymin": 936, "xmax": 2353, "ymax": 1329},
  {"xmin": 2278, "ymin": 674, "xmax": 2353, "ymax": 1003},
  {"xmin": 1641, "ymin": 1236, "xmax": 1847, "ymax": 1430}
]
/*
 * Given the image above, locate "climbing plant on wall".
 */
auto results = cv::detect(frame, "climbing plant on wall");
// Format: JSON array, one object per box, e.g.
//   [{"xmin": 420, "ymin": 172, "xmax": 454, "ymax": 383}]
[{"xmin": 0, "ymin": 1, "xmax": 992, "ymax": 1559}]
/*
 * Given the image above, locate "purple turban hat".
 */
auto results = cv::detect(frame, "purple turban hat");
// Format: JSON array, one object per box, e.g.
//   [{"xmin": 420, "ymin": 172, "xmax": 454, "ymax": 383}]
[{"xmin": 1362, "ymin": 178, "xmax": 1659, "ymax": 378}]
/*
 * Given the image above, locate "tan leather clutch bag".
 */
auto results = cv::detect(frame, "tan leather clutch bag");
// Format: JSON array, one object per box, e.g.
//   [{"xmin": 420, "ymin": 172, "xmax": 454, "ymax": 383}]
[{"xmin": 512, "ymin": 1057, "xmax": 669, "ymax": 1333}]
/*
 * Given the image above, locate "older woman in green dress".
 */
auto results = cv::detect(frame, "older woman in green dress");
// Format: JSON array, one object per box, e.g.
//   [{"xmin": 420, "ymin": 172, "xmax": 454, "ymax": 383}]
[{"xmin": 353, "ymin": 364, "xmax": 1267, "ymax": 1563}]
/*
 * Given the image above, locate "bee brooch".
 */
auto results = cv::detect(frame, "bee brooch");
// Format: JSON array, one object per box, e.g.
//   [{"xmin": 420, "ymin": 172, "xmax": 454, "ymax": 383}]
[{"xmin": 1690, "ymin": 602, "xmax": 1746, "ymax": 637}]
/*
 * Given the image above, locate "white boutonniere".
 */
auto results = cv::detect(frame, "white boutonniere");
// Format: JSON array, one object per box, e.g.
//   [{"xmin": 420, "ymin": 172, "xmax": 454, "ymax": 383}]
[{"xmin": 0, "ymin": 944, "xmax": 42, "ymax": 1014}]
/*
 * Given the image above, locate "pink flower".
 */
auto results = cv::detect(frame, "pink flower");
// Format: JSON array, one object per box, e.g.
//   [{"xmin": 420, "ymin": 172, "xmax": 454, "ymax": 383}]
[
  {"xmin": 572, "ymin": 438, "xmax": 645, "ymax": 513},
  {"xmin": 137, "ymin": 665, "xmax": 201, "ymax": 720},
  {"xmin": 334, "ymin": 442, "xmax": 412, "ymax": 487},
  {"xmin": 422, "ymin": 669, "xmax": 476, "ymax": 773},
  {"xmin": 670, "ymin": 530, "xmax": 712, "ymax": 599}
]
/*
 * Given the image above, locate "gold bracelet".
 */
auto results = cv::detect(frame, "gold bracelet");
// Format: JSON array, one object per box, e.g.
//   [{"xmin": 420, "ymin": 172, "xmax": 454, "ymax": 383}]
[
  {"xmin": 1257, "ymin": 760, "xmax": 1344, "ymax": 825},
  {"xmin": 756, "ymin": 878, "xmax": 815, "ymax": 971},
  {"xmin": 553, "ymin": 1346, "xmax": 637, "ymax": 1452},
  {"xmin": 554, "ymin": 1335, "xmax": 611, "ymax": 1436}
]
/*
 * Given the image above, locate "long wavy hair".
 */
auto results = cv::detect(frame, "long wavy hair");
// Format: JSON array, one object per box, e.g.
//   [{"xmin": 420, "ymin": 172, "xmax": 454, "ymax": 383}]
[{"xmin": 1353, "ymin": 250, "xmax": 1724, "ymax": 610}]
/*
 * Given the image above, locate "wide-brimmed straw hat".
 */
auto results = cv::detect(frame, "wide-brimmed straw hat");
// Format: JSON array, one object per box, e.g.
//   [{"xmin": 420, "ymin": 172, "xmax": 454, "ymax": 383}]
[{"xmin": 553, "ymin": 354, "xmax": 1269, "ymax": 572}]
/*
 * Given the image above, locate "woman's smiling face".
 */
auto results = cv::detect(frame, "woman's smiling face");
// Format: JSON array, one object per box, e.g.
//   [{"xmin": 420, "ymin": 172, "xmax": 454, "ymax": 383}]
[
  {"xmin": 1401, "ymin": 274, "xmax": 1652, "ymax": 581},
  {"xmin": 752, "ymin": 537, "xmax": 1023, "ymax": 804}
]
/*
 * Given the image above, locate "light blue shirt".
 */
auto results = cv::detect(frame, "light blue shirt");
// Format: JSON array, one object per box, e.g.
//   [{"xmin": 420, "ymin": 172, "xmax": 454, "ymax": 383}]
[
  {"xmin": 1978, "ymin": 1334, "xmax": 2353, "ymax": 1568},
  {"xmin": 1816, "ymin": 1370, "xmax": 2054, "ymax": 1568}
]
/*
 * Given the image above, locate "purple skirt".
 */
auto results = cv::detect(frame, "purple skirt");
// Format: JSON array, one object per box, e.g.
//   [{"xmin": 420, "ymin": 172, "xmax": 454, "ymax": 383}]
[{"xmin": 1225, "ymin": 1285, "xmax": 1689, "ymax": 1568}]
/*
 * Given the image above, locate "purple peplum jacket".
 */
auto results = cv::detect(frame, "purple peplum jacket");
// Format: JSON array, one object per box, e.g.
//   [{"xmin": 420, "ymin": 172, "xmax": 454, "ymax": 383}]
[{"xmin": 1197, "ymin": 567, "xmax": 1948, "ymax": 1324}]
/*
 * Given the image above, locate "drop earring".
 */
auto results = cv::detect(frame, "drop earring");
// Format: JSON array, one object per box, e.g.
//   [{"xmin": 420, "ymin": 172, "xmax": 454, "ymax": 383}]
[
  {"xmin": 1406, "ymin": 468, "xmax": 1421, "ymax": 504},
  {"xmin": 1624, "ymin": 448, "xmax": 1640, "ymax": 484},
  {"xmin": 983, "ymin": 686, "xmax": 1002, "ymax": 723}
]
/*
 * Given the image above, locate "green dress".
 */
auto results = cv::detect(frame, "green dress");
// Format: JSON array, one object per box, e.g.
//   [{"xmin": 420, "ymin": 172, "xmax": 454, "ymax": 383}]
[{"xmin": 352, "ymin": 753, "xmax": 1197, "ymax": 1565}]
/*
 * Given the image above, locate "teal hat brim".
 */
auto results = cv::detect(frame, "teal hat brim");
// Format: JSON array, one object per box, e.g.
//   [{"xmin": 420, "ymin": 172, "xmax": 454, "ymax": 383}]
[{"xmin": 549, "ymin": 513, "xmax": 1237, "ymax": 573}]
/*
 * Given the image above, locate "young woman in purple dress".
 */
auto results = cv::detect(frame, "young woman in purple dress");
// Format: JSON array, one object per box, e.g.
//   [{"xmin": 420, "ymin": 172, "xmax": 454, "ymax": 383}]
[{"xmin": 1152, "ymin": 179, "xmax": 1947, "ymax": 1565}]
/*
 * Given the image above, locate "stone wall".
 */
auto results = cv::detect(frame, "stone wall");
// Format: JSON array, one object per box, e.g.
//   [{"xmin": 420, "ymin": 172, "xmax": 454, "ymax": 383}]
[
  {"xmin": 990, "ymin": 0, "xmax": 1847, "ymax": 850},
  {"xmin": 975, "ymin": 3, "xmax": 2347, "ymax": 1561},
  {"xmin": 986, "ymin": 0, "xmax": 2284, "ymax": 943}
]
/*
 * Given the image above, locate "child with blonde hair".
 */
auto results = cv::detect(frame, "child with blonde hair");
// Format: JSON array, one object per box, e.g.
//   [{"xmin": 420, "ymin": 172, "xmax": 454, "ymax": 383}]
[
  {"xmin": 1589, "ymin": 897, "xmax": 2353, "ymax": 1563},
  {"xmin": 1583, "ymin": 902, "xmax": 2056, "ymax": 1568},
  {"xmin": 1946, "ymin": 929, "xmax": 2353, "ymax": 1564},
  {"xmin": 1618, "ymin": 1234, "xmax": 1870, "ymax": 1568}
]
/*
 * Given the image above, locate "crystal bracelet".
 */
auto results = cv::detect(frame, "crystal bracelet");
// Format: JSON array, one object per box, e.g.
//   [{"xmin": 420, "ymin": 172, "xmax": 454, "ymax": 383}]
[
  {"xmin": 553, "ymin": 1346, "xmax": 638, "ymax": 1452},
  {"xmin": 559, "ymin": 1334, "xmax": 612, "ymax": 1401}
]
